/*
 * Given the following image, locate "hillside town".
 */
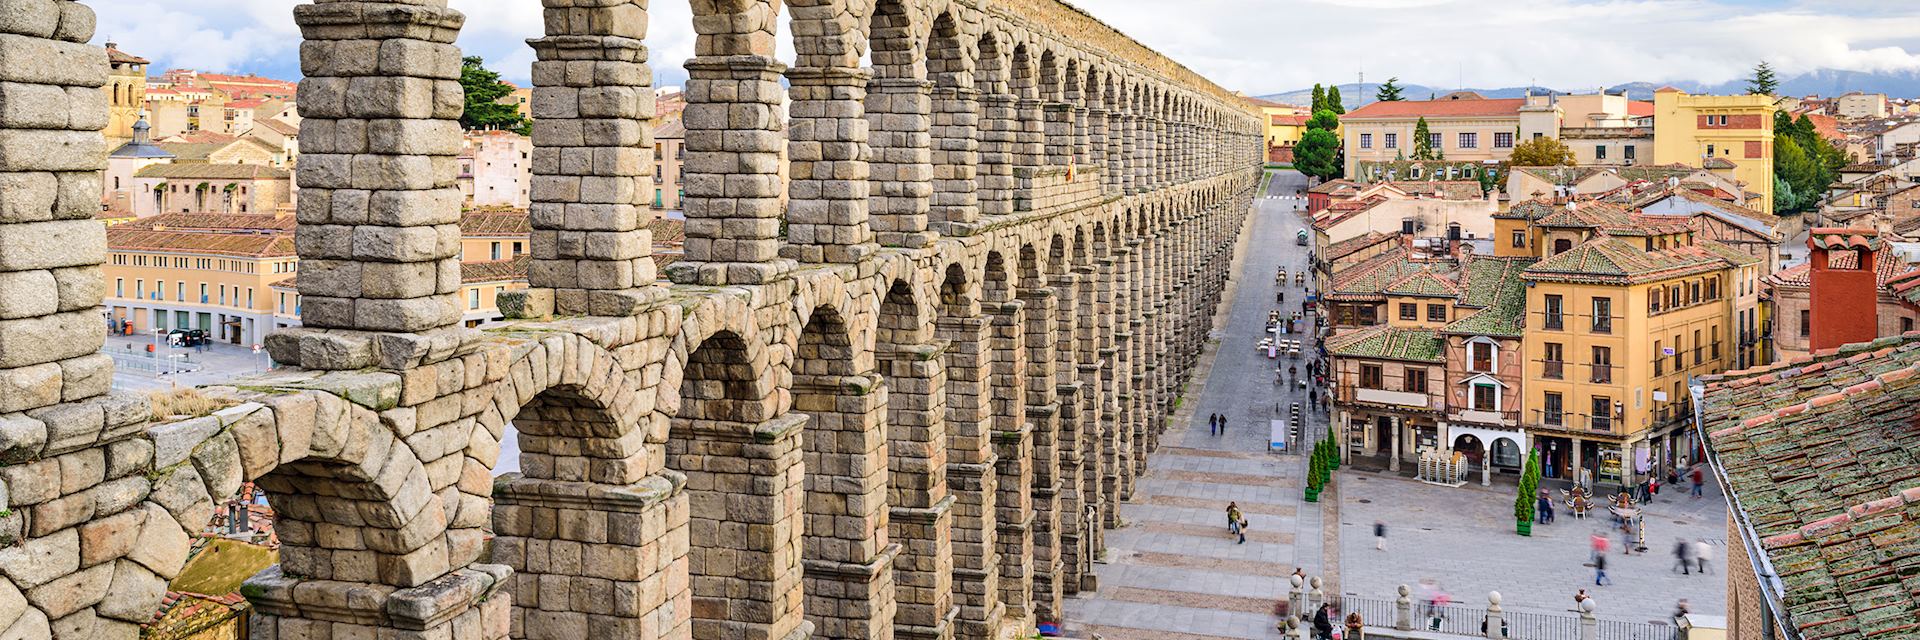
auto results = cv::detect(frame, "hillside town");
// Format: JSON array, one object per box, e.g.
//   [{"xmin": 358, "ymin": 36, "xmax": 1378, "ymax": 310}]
[{"xmin": 0, "ymin": 2, "xmax": 1916, "ymax": 640}]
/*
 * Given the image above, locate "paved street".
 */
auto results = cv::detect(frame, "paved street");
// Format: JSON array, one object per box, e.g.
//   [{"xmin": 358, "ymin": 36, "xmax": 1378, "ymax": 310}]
[
  {"xmin": 103, "ymin": 334, "xmax": 279, "ymax": 393},
  {"xmin": 1064, "ymin": 170, "xmax": 1329, "ymax": 640},
  {"xmin": 1337, "ymin": 470, "xmax": 1730, "ymax": 626}
]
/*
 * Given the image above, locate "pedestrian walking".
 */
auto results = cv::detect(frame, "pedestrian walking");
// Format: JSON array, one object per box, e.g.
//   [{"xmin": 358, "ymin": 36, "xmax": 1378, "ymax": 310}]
[
  {"xmin": 1373, "ymin": 520, "xmax": 1387, "ymax": 551},
  {"xmin": 1236, "ymin": 518, "xmax": 1249, "ymax": 544},
  {"xmin": 1226, "ymin": 502, "xmax": 1242, "ymax": 533},
  {"xmin": 1673, "ymin": 538, "xmax": 1694, "ymax": 575},
  {"xmin": 1590, "ymin": 532, "xmax": 1610, "ymax": 561},
  {"xmin": 1541, "ymin": 497, "xmax": 1556, "ymax": 524},
  {"xmin": 1619, "ymin": 521, "xmax": 1635, "ymax": 556},
  {"xmin": 1689, "ymin": 465, "xmax": 1705, "ymax": 498},
  {"xmin": 1593, "ymin": 553, "xmax": 1611, "ymax": 586},
  {"xmin": 1693, "ymin": 539, "xmax": 1713, "ymax": 574},
  {"xmin": 1209, "ymin": 413, "xmax": 1219, "ymax": 435}
]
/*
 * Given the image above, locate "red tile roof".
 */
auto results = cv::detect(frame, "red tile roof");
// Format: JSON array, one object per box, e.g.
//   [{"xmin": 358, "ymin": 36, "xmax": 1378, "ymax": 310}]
[
  {"xmin": 1628, "ymin": 101, "xmax": 1654, "ymax": 117},
  {"xmin": 1341, "ymin": 98, "xmax": 1526, "ymax": 120}
]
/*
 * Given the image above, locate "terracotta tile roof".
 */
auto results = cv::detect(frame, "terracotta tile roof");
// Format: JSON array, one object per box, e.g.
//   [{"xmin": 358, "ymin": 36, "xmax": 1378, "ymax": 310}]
[
  {"xmin": 1767, "ymin": 248, "xmax": 1909, "ymax": 290},
  {"xmin": 1242, "ymin": 96, "xmax": 1299, "ymax": 109},
  {"xmin": 1313, "ymin": 195, "xmax": 1388, "ymax": 230},
  {"xmin": 134, "ymin": 163, "xmax": 289, "ymax": 180},
  {"xmin": 1697, "ymin": 334, "xmax": 1920, "ymax": 639},
  {"xmin": 1309, "ymin": 179, "xmax": 1359, "ymax": 195},
  {"xmin": 118, "ymin": 213, "xmax": 296, "ymax": 233},
  {"xmin": 1810, "ymin": 228, "xmax": 1884, "ymax": 252},
  {"xmin": 1703, "ymin": 156, "xmax": 1738, "ymax": 170},
  {"xmin": 253, "ymin": 119, "xmax": 299, "ymax": 136},
  {"xmin": 167, "ymin": 131, "xmax": 240, "ymax": 144},
  {"xmin": 1445, "ymin": 256, "xmax": 1535, "ymax": 337},
  {"xmin": 461, "ymin": 256, "xmax": 529, "ymax": 284},
  {"xmin": 1383, "ymin": 181, "xmax": 1483, "ymax": 201},
  {"xmin": 653, "ymin": 118, "xmax": 686, "ymax": 139},
  {"xmin": 1525, "ymin": 236, "xmax": 1752, "ymax": 285},
  {"xmin": 1383, "ymin": 270, "xmax": 1460, "ymax": 298},
  {"xmin": 107, "ymin": 227, "xmax": 294, "ymax": 258},
  {"xmin": 1533, "ymin": 201, "xmax": 1692, "ymax": 237},
  {"xmin": 1326, "ymin": 231, "xmax": 1398, "ymax": 263},
  {"xmin": 106, "ymin": 47, "xmax": 147, "ymax": 65},
  {"xmin": 460, "ymin": 211, "xmax": 531, "ymax": 236},
  {"xmin": 1328, "ymin": 246, "xmax": 1450, "ymax": 301},
  {"xmin": 1270, "ymin": 114, "xmax": 1309, "ymax": 127},
  {"xmin": 1341, "ymin": 97, "xmax": 1526, "ymax": 120},
  {"xmin": 1628, "ymin": 101, "xmax": 1654, "ymax": 117},
  {"xmin": 1327, "ymin": 325, "xmax": 1444, "ymax": 363}
]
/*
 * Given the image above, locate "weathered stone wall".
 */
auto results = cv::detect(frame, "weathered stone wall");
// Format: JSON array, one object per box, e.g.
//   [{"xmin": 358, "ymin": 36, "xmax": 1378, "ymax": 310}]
[{"xmin": 0, "ymin": 1, "xmax": 1266, "ymax": 639}]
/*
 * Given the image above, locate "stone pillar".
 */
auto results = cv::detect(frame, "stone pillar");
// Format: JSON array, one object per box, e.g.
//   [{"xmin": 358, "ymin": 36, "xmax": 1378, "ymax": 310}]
[
  {"xmin": 1484, "ymin": 592, "xmax": 1507, "ymax": 639},
  {"xmin": 1155, "ymin": 114, "xmax": 1171, "ymax": 189},
  {"xmin": 1124, "ymin": 109, "xmax": 1146, "ymax": 193},
  {"xmin": 937, "ymin": 312, "xmax": 1004, "ymax": 638},
  {"xmin": 880, "ymin": 341, "xmax": 958, "ymax": 640},
  {"xmin": 1089, "ymin": 106, "xmax": 1114, "ymax": 195},
  {"xmin": 1100, "ymin": 106, "xmax": 1123, "ymax": 196},
  {"xmin": 292, "ymin": 0, "xmax": 467, "ymax": 339},
  {"xmin": 1043, "ymin": 102, "xmax": 1074, "ymax": 166},
  {"xmin": 1016, "ymin": 98, "xmax": 1046, "ymax": 168},
  {"xmin": 988, "ymin": 300, "xmax": 1033, "ymax": 617},
  {"xmin": 1122, "ymin": 241, "xmax": 1148, "ymax": 492},
  {"xmin": 1395, "ymin": 585, "xmax": 1415, "ymax": 630},
  {"xmin": 1578, "ymin": 599, "xmax": 1598, "ymax": 640},
  {"xmin": 670, "ymin": 55, "xmax": 792, "ymax": 285},
  {"xmin": 523, "ymin": 3, "xmax": 659, "ymax": 318},
  {"xmin": 492, "ymin": 473, "xmax": 686, "ymax": 639},
  {"xmin": 668, "ymin": 413, "xmax": 811, "ymax": 640},
  {"xmin": 1050, "ymin": 272, "xmax": 1086, "ymax": 596},
  {"xmin": 1390, "ymin": 416, "xmax": 1403, "ymax": 472},
  {"xmin": 0, "ymin": 0, "xmax": 112, "ymax": 417},
  {"xmin": 930, "ymin": 86, "xmax": 982, "ymax": 235},
  {"xmin": 1099, "ymin": 248, "xmax": 1130, "ymax": 526},
  {"xmin": 1019, "ymin": 288, "xmax": 1064, "ymax": 620},
  {"xmin": 1073, "ymin": 264, "xmax": 1107, "ymax": 570},
  {"xmin": 867, "ymin": 77, "xmax": 935, "ymax": 248},
  {"xmin": 1072, "ymin": 106, "xmax": 1092, "ymax": 167},
  {"xmin": 795, "ymin": 373, "xmax": 898, "ymax": 640},
  {"xmin": 976, "ymin": 93, "xmax": 1017, "ymax": 218},
  {"xmin": 784, "ymin": 66, "xmax": 878, "ymax": 264},
  {"xmin": 1288, "ymin": 575, "xmax": 1307, "ymax": 617}
]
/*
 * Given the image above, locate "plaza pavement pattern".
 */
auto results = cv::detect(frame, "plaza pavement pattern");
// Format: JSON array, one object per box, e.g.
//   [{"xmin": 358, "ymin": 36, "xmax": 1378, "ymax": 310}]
[
  {"xmin": 1063, "ymin": 171, "xmax": 1327, "ymax": 640},
  {"xmin": 1337, "ymin": 470, "xmax": 1731, "ymax": 627}
]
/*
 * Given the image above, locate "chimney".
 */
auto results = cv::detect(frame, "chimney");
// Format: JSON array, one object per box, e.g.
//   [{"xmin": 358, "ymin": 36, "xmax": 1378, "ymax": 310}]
[{"xmin": 1807, "ymin": 228, "xmax": 1884, "ymax": 351}]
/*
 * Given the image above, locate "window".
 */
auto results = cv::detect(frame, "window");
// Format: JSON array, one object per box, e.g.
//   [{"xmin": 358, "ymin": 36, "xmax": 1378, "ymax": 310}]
[
  {"xmin": 1706, "ymin": 277, "xmax": 1718, "ymax": 300},
  {"xmin": 1670, "ymin": 286, "xmax": 1681, "ymax": 309},
  {"xmin": 1544, "ymin": 392, "xmax": 1564, "ymax": 426},
  {"xmin": 1690, "ymin": 281, "xmax": 1701, "ymax": 304},
  {"xmin": 1595, "ymin": 145, "xmax": 1607, "ymax": 160},
  {"xmin": 1472, "ymin": 383, "xmax": 1497, "ymax": 411},
  {"xmin": 469, "ymin": 288, "xmax": 481, "ymax": 310},
  {"xmin": 1401, "ymin": 219, "xmax": 1416, "ymax": 234},
  {"xmin": 1361, "ymin": 364, "xmax": 1384, "ymax": 389},
  {"xmin": 1458, "ymin": 132, "xmax": 1478, "ymax": 149},
  {"xmin": 1494, "ymin": 132, "xmax": 1514, "ymax": 149},
  {"xmin": 513, "ymin": 241, "xmax": 524, "ymax": 256},
  {"xmin": 1511, "ymin": 230, "xmax": 1526, "ymax": 248},
  {"xmin": 1360, "ymin": 133, "xmax": 1373, "ymax": 149},
  {"xmin": 115, "ymin": 279, "xmax": 124, "ymax": 298},
  {"xmin": 490, "ymin": 242, "xmax": 502, "ymax": 261},
  {"xmin": 1543, "ymin": 342, "xmax": 1564, "ymax": 379},
  {"xmin": 1470, "ymin": 341, "xmax": 1495, "ymax": 372},
  {"xmin": 1428, "ymin": 132, "xmax": 1442, "ymax": 149},
  {"xmin": 135, "ymin": 279, "xmax": 143, "ymax": 298},
  {"xmin": 176, "ymin": 282, "xmax": 184, "ymax": 301},
  {"xmin": 1707, "ymin": 143, "xmax": 1716, "ymax": 157},
  {"xmin": 1624, "ymin": 145, "xmax": 1636, "ymax": 161},
  {"xmin": 1650, "ymin": 287, "xmax": 1662, "ymax": 313},
  {"xmin": 1800, "ymin": 309, "xmax": 1811, "ymax": 337},
  {"xmin": 1906, "ymin": 317, "xmax": 1915, "ymax": 333},
  {"xmin": 1711, "ymin": 327, "xmax": 1721, "ymax": 359},
  {"xmin": 1592, "ymin": 396, "xmax": 1614, "ymax": 431},
  {"xmin": 1672, "ymin": 334, "xmax": 1683, "ymax": 370},
  {"xmin": 1693, "ymin": 329, "xmax": 1703, "ymax": 365},
  {"xmin": 1591, "ymin": 297, "xmax": 1613, "ymax": 333},
  {"xmin": 1405, "ymin": 368, "xmax": 1428, "ymax": 393},
  {"xmin": 1591, "ymin": 346, "xmax": 1613, "ymax": 383},
  {"xmin": 1544, "ymin": 295, "xmax": 1564, "ymax": 330},
  {"xmin": 1427, "ymin": 304, "xmax": 1447, "ymax": 322},
  {"xmin": 1654, "ymin": 340, "xmax": 1664, "ymax": 376},
  {"xmin": 199, "ymin": 283, "xmax": 208, "ymax": 302},
  {"xmin": 1399, "ymin": 303, "xmax": 1418, "ymax": 321},
  {"xmin": 1384, "ymin": 133, "xmax": 1398, "ymax": 149}
]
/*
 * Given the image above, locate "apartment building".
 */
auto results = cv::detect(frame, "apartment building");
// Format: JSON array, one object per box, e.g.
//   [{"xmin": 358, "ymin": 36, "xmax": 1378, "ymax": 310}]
[
  {"xmin": 458, "ymin": 130, "xmax": 533, "ymax": 209},
  {"xmin": 1650, "ymin": 88, "xmax": 1777, "ymax": 213},
  {"xmin": 130, "ymin": 163, "xmax": 293, "ymax": 218},
  {"xmin": 104, "ymin": 213, "xmax": 299, "ymax": 347}
]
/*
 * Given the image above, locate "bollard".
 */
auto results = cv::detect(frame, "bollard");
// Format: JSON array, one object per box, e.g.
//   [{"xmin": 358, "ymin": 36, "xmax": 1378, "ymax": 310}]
[
  {"xmin": 1289, "ymin": 574, "xmax": 1307, "ymax": 619},
  {"xmin": 1484, "ymin": 591, "xmax": 1506, "ymax": 639},
  {"xmin": 1290, "ymin": 615, "xmax": 1311, "ymax": 640},
  {"xmin": 1395, "ymin": 584, "xmax": 1414, "ymax": 631},
  {"xmin": 1309, "ymin": 576, "xmax": 1326, "ymax": 611},
  {"xmin": 1578, "ymin": 599, "xmax": 1599, "ymax": 640}
]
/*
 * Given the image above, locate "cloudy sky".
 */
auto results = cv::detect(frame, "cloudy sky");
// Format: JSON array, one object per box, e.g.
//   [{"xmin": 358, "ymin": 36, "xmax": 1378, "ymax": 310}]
[{"xmin": 91, "ymin": 0, "xmax": 1920, "ymax": 95}]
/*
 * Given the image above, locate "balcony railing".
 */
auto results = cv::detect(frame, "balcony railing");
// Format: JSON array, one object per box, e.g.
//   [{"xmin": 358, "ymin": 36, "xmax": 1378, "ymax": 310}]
[
  {"xmin": 1543, "ymin": 314, "xmax": 1564, "ymax": 330},
  {"xmin": 1542, "ymin": 360, "xmax": 1564, "ymax": 379},
  {"xmin": 1588, "ymin": 364, "xmax": 1613, "ymax": 384}
]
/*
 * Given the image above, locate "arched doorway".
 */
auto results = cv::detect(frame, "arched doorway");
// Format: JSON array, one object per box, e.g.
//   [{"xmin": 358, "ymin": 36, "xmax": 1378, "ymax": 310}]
[
  {"xmin": 1490, "ymin": 437, "xmax": 1523, "ymax": 471},
  {"xmin": 1451, "ymin": 433, "xmax": 1485, "ymax": 467}
]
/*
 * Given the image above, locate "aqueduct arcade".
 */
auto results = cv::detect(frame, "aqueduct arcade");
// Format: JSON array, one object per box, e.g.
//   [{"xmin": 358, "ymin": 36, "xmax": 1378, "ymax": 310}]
[{"xmin": 0, "ymin": 0, "xmax": 1264, "ymax": 638}]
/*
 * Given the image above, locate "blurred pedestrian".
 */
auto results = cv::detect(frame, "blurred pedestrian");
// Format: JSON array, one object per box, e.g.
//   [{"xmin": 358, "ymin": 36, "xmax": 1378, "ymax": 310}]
[
  {"xmin": 1594, "ymin": 553, "xmax": 1611, "ymax": 586},
  {"xmin": 1693, "ymin": 539, "xmax": 1713, "ymax": 574},
  {"xmin": 1374, "ymin": 520, "xmax": 1387, "ymax": 551},
  {"xmin": 1673, "ymin": 538, "xmax": 1694, "ymax": 575}
]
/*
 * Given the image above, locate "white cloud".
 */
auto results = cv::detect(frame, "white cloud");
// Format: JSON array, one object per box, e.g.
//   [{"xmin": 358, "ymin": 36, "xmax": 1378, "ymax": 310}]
[{"xmin": 87, "ymin": 0, "xmax": 1920, "ymax": 96}]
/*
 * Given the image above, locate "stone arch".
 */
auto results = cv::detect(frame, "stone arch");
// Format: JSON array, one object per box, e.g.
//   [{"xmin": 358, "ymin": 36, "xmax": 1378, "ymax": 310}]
[
  {"xmin": 690, "ymin": 0, "xmax": 782, "ymax": 58},
  {"xmin": 792, "ymin": 303, "xmax": 897, "ymax": 638},
  {"xmin": 1009, "ymin": 43, "xmax": 1036, "ymax": 101},
  {"xmin": 789, "ymin": 0, "xmax": 869, "ymax": 69},
  {"xmin": 868, "ymin": 0, "xmax": 923, "ymax": 80}
]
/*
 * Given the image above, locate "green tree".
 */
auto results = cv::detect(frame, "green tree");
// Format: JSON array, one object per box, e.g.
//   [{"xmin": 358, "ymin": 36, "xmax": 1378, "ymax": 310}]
[
  {"xmin": 1747, "ymin": 61, "xmax": 1779, "ymax": 96},
  {"xmin": 1412, "ymin": 117, "xmax": 1435, "ymax": 160},
  {"xmin": 1327, "ymin": 86, "xmax": 1346, "ymax": 114},
  {"xmin": 1376, "ymin": 77, "xmax": 1405, "ymax": 102},
  {"xmin": 1514, "ymin": 449, "xmax": 1539, "ymax": 526},
  {"xmin": 1310, "ymin": 84, "xmax": 1326, "ymax": 113},
  {"xmin": 1508, "ymin": 136, "xmax": 1576, "ymax": 166},
  {"xmin": 1772, "ymin": 176, "xmax": 1798, "ymax": 215},
  {"xmin": 1294, "ymin": 129, "xmax": 1342, "ymax": 181},
  {"xmin": 460, "ymin": 56, "xmax": 529, "ymax": 132},
  {"xmin": 1306, "ymin": 109, "xmax": 1340, "ymax": 132}
]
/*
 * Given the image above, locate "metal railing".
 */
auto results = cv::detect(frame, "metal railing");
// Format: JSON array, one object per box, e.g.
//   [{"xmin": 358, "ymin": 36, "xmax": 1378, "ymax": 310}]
[{"xmin": 1338, "ymin": 593, "xmax": 1673, "ymax": 640}]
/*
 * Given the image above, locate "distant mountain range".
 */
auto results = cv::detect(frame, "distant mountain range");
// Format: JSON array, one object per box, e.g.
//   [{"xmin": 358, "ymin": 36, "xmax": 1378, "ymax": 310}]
[{"xmin": 1255, "ymin": 69, "xmax": 1920, "ymax": 109}]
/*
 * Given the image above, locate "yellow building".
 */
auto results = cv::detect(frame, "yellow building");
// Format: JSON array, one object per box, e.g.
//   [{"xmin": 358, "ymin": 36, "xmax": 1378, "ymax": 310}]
[
  {"xmin": 1243, "ymin": 96, "xmax": 1308, "ymax": 163},
  {"xmin": 1651, "ymin": 88, "xmax": 1777, "ymax": 213},
  {"xmin": 104, "ymin": 43, "xmax": 148, "ymax": 143},
  {"xmin": 104, "ymin": 213, "xmax": 300, "ymax": 347},
  {"xmin": 1502, "ymin": 199, "xmax": 1761, "ymax": 487}
]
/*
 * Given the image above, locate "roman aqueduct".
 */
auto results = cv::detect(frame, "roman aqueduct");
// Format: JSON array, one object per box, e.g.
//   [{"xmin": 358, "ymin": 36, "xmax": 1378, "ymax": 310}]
[{"xmin": 0, "ymin": 0, "xmax": 1263, "ymax": 638}]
